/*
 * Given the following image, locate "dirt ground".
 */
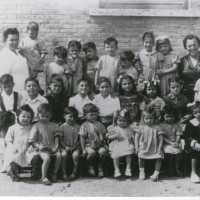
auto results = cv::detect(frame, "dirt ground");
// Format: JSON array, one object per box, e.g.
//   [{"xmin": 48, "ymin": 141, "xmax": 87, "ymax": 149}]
[{"xmin": 0, "ymin": 139, "xmax": 200, "ymax": 197}]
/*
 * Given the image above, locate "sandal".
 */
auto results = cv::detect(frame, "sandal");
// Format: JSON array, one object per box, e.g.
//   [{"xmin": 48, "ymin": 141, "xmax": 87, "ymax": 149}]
[
  {"xmin": 68, "ymin": 172, "xmax": 76, "ymax": 181},
  {"xmin": 62, "ymin": 174, "xmax": 68, "ymax": 182},
  {"xmin": 40, "ymin": 177, "xmax": 52, "ymax": 185}
]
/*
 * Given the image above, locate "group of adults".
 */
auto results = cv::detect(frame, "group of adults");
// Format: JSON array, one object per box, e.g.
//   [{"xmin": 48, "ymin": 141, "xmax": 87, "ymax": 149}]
[{"xmin": 0, "ymin": 27, "xmax": 200, "ymax": 102}]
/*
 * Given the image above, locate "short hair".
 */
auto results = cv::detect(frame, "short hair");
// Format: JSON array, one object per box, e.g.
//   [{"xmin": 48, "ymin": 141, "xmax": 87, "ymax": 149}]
[
  {"xmin": 68, "ymin": 40, "xmax": 82, "ymax": 51},
  {"xmin": 0, "ymin": 74, "xmax": 14, "ymax": 85},
  {"xmin": 27, "ymin": 22, "xmax": 39, "ymax": 32},
  {"xmin": 16, "ymin": 104, "xmax": 34, "ymax": 122},
  {"xmin": 161, "ymin": 104, "xmax": 178, "ymax": 123},
  {"xmin": 49, "ymin": 74, "xmax": 65, "ymax": 94},
  {"xmin": 64, "ymin": 106, "xmax": 78, "ymax": 120},
  {"xmin": 76, "ymin": 78, "xmax": 89, "ymax": 86},
  {"xmin": 183, "ymin": 34, "xmax": 200, "ymax": 49},
  {"xmin": 120, "ymin": 51, "xmax": 135, "ymax": 62},
  {"xmin": 97, "ymin": 77, "xmax": 111, "ymax": 87},
  {"xmin": 53, "ymin": 46, "xmax": 67, "ymax": 59},
  {"xmin": 142, "ymin": 31, "xmax": 155, "ymax": 44},
  {"xmin": 168, "ymin": 77, "xmax": 183, "ymax": 87},
  {"xmin": 114, "ymin": 109, "xmax": 130, "ymax": 124},
  {"xmin": 156, "ymin": 38, "xmax": 173, "ymax": 52},
  {"xmin": 3, "ymin": 28, "xmax": 19, "ymax": 42},
  {"xmin": 37, "ymin": 103, "xmax": 53, "ymax": 114},
  {"xmin": 24, "ymin": 77, "xmax": 40, "ymax": 87},
  {"xmin": 104, "ymin": 37, "xmax": 118, "ymax": 47},
  {"xmin": 83, "ymin": 103, "xmax": 98, "ymax": 115},
  {"xmin": 83, "ymin": 42, "xmax": 96, "ymax": 53}
]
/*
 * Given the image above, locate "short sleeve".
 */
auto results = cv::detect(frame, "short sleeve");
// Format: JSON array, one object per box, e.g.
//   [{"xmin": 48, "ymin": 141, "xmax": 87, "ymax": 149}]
[
  {"xmin": 194, "ymin": 79, "xmax": 200, "ymax": 91},
  {"xmin": 69, "ymin": 97, "xmax": 75, "ymax": 107},
  {"xmin": 156, "ymin": 126, "xmax": 164, "ymax": 136},
  {"xmin": 5, "ymin": 126, "xmax": 14, "ymax": 143},
  {"xmin": 28, "ymin": 125, "xmax": 38, "ymax": 143},
  {"xmin": 106, "ymin": 126, "xmax": 116, "ymax": 138},
  {"xmin": 157, "ymin": 52, "xmax": 164, "ymax": 61},
  {"xmin": 171, "ymin": 53, "xmax": 180, "ymax": 64},
  {"xmin": 79, "ymin": 125, "xmax": 88, "ymax": 138},
  {"xmin": 135, "ymin": 126, "xmax": 142, "ymax": 136}
]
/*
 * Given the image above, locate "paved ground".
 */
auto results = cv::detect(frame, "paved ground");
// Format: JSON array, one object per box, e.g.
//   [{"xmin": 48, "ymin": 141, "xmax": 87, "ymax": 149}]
[{"xmin": 0, "ymin": 139, "xmax": 200, "ymax": 197}]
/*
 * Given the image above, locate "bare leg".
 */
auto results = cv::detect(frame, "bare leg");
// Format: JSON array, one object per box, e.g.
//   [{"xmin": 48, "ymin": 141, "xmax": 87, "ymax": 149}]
[
  {"xmin": 40, "ymin": 152, "xmax": 51, "ymax": 179},
  {"xmin": 126, "ymin": 155, "xmax": 132, "ymax": 170},
  {"xmin": 155, "ymin": 158, "xmax": 162, "ymax": 172},
  {"xmin": 61, "ymin": 150, "xmax": 67, "ymax": 175}
]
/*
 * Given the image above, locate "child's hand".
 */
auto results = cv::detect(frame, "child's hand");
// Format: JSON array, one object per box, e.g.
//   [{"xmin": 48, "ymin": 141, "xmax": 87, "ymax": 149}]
[
  {"xmin": 157, "ymin": 147, "xmax": 162, "ymax": 154},
  {"xmin": 135, "ymin": 147, "xmax": 139, "ymax": 154},
  {"xmin": 116, "ymin": 135, "xmax": 124, "ymax": 141},
  {"xmin": 171, "ymin": 142, "xmax": 179, "ymax": 148},
  {"xmin": 65, "ymin": 147, "xmax": 71, "ymax": 152},
  {"xmin": 82, "ymin": 149, "xmax": 87, "ymax": 156},
  {"xmin": 52, "ymin": 144, "xmax": 59, "ymax": 154}
]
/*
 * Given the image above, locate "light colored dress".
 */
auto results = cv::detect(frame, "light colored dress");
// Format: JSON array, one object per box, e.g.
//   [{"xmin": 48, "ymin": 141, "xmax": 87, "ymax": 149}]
[
  {"xmin": 160, "ymin": 123, "xmax": 182, "ymax": 154},
  {"xmin": 0, "ymin": 47, "xmax": 29, "ymax": 94},
  {"xmin": 118, "ymin": 65, "xmax": 138, "ymax": 81},
  {"xmin": 160, "ymin": 53, "xmax": 180, "ymax": 97},
  {"xmin": 136, "ymin": 125, "xmax": 164, "ymax": 159},
  {"xmin": 194, "ymin": 79, "xmax": 200, "ymax": 102},
  {"xmin": 107, "ymin": 126, "xmax": 134, "ymax": 159}
]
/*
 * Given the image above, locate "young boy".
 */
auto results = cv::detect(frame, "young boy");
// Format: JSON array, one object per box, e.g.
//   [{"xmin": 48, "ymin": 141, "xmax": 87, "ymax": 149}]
[
  {"xmin": 19, "ymin": 22, "xmax": 46, "ymax": 78},
  {"xmin": 79, "ymin": 103, "xmax": 107, "ymax": 178},
  {"xmin": 82, "ymin": 42, "xmax": 99, "ymax": 92},
  {"xmin": 28, "ymin": 103, "xmax": 62, "ymax": 185},
  {"xmin": 20, "ymin": 77, "xmax": 48, "ymax": 122},
  {"xmin": 95, "ymin": 37, "xmax": 119, "ymax": 90}
]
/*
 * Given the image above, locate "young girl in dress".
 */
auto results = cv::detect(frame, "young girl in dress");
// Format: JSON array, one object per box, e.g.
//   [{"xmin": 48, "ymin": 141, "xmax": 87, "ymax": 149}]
[
  {"xmin": 156, "ymin": 36, "xmax": 180, "ymax": 97},
  {"xmin": 139, "ymin": 31, "xmax": 164, "ymax": 81},
  {"xmin": 106, "ymin": 109, "xmax": 134, "ymax": 178},
  {"xmin": 4, "ymin": 104, "xmax": 35, "ymax": 182},
  {"xmin": 66, "ymin": 40, "xmax": 83, "ymax": 94},
  {"xmin": 160, "ymin": 105, "xmax": 183, "ymax": 177},
  {"xmin": 45, "ymin": 74, "xmax": 69, "ymax": 125},
  {"xmin": 135, "ymin": 106, "xmax": 164, "ymax": 181},
  {"xmin": 140, "ymin": 80, "xmax": 165, "ymax": 121},
  {"xmin": 94, "ymin": 77, "xmax": 120, "ymax": 128},
  {"xmin": 117, "ymin": 75, "xmax": 141, "ymax": 124}
]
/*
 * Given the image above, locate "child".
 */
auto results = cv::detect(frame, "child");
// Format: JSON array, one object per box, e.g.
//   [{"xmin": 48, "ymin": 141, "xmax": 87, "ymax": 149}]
[
  {"xmin": 59, "ymin": 107, "xmax": 80, "ymax": 181},
  {"xmin": 69, "ymin": 79, "xmax": 94, "ymax": 124},
  {"xmin": 66, "ymin": 40, "xmax": 83, "ymax": 94},
  {"xmin": 139, "ymin": 31, "xmax": 164, "ymax": 81},
  {"xmin": 19, "ymin": 22, "xmax": 46, "ymax": 78},
  {"xmin": 94, "ymin": 77, "xmax": 120, "ymax": 128},
  {"xmin": 20, "ymin": 77, "xmax": 48, "ymax": 122},
  {"xmin": 156, "ymin": 36, "xmax": 180, "ymax": 97},
  {"xmin": 79, "ymin": 103, "xmax": 107, "ymax": 178},
  {"xmin": 135, "ymin": 106, "xmax": 164, "ymax": 181},
  {"xmin": 47, "ymin": 46, "xmax": 70, "ymax": 92},
  {"xmin": 95, "ymin": 37, "xmax": 119, "ymax": 90},
  {"xmin": 184, "ymin": 104, "xmax": 200, "ymax": 182},
  {"xmin": 28, "ymin": 103, "xmax": 62, "ymax": 185},
  {"xmin": 194, "ymin": 78, "xmax": 200, "ymax": 104},
  {"xmin": 118, "ymin": 51, "xmax": 138, "ymax": 81},
  {"xmin": 4, "ymin": 105, "xmax": 36, "ymax": 181},
  {"xmin": 140, "ymin": 80, "xmax": 165, "ymax": 121},
  {"xmin": 160, "ymin": 105, "xmax": 183, "ymax": 177},
  {"xmin": 83, "ymin": 42, "xmax": 99, "ymax": 92},
  {"xmin": 117, "ymin": 75, "xmax": 141, "ymax": 124},
  {"xmin": 45, "ymin": 74, "xmax": 69, "ymax": 125},
  {"xmin": 107, "ymin": 109, "xmax": 134, "ymax": 178}
]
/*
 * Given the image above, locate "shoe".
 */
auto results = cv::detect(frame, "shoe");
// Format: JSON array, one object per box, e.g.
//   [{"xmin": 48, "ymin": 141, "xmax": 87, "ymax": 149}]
[
  {"xmin": 10, "ymin": 174, "xmax": 16, "ymax": 182},
  {"xmin": 139, "ymin": 170, "xmax": 145, "ymax": 180},
  {"xmin": 175, "ymin": 170, "xmax": 183, "ymax": 177},
  {"xmin": 62, "ymin": 174, "xmax": 68, "ymax": 182},
  {"xmin": 88, "ymin": 166, "xmax": 95, "ymax": 177},
  {"xmin": 114, "ymin": 170, "xmax": 121, "ymax": 178},
  {"xmin": 40, "ymin": 177, "xmax": 52, "ymax": 185},
  {"xmin": 98, "ymin": 168, "xmax": 104, "ymax": 178},
  {"xmin": 125, "ymin": 169, "xmax": 132, "ymax": 177},
  {"xmin": 191, "ymin": 173, "xmax": 200, "ymax": 183},
  {"xmin": 52, "ymin": 174, "xmax": 57, "ymax": 183},
  {"xmin": 150, "ymin": 171, "xmax": 159, "ymax": 182},
  {"xmin": 15, "ymin": 174, "xmax": 21, "ymax": 182},
  {"xmin": 68, "ymin": 173, "xmax": 76, "ymax": 181}
]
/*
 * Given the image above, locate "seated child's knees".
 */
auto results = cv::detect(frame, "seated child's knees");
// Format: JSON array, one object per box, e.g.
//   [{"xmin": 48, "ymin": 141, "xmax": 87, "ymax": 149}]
[
  {"xmin": 61, "ymin": 150, "xmax": 68, "ymax": 158},
  {"xmin": 86, "ymin": 147, "xmax": 96, "ymax": 157},
  {"xmin": 72, "ymin": 150, "xmax": 80, "ymax": 159}
]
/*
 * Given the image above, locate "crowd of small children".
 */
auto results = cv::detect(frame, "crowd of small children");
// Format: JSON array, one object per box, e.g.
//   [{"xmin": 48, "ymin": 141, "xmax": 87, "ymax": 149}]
[{"xmin": 1, "ymin": 21, "xmax": 200, "ymax": 186}]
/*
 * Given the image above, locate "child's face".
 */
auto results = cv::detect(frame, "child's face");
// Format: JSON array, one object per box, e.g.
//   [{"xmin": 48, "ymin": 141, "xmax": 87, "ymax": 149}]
[
  {"xmin": 164, "ymin": 113, "xmax": 174, "ymax": 124},
  {"xmin": 121, "ymin": 79, "xmax": 133, "ymax": 93},
  {"xmin": 2, "ymin": 83, "xmax": 14, "ymax": 95},
  {"xmin": 38, "ymin": 112, "xmax": 52, "ymax": 124},
  {"xmin": 85, "ymin": 48, "xmax": 97, "ymax": 60},
  {"xmin": 68, "ymin": 46, "xmax": 80, "ymax": 59},
  {"xmin": 146, "ymin": 86, "xmax": 157, "ymax": 98},
  {"xmin": 77, "ymin": 81, "xmax": 89, "ymax": 95},
  {"xmin": 193, "ymin": 108, "xmax": 200, "ymax": 121},
  {"xmin": 54, "ymin": 54, "xmax": 65, "ymax": 65},
  {"xmin": 25, "ymin": 81, "xmax": 39, "ymax": 98},
  {"xmin": 104, "ymin": 42, "xmax": 117, "ymax": 56},
  {"xmin": 117, "ymin": 117, "xmax": 128, "ymax": 128},
  {"xmin": 170, "ymin": 82, "xmax": 181, "ymax": 96},
  {"xmin": 18, "ymin": 111, "xmax": 32, "ymax": 126},
  {"xmin": 159, "ymin": 44, "xmax": 170, "ymax": 55},
  {"xmin": 5, "ymin": 34, "xmax": 19, "ymax": 52},
  {"xmin": 120, "ymin": 60, "xmax": 132, "ymax": 69},
  {"xmin": 99, "ymin": 82, "xmax": 111, "ymax": 97},
  {"xmin": 143, "ymin": 37, "xmax": 154, "ymax": 52},
  {"xmin": 65, "ymin": 113, "xmax": 75, "ymax": 125},
  {"xmin": 85, "ymin": 112, "xmax": 97, "ymax": 123},
  {"xmin": 49, "ymin": 81, "xmax": 63, "ymax": 95},
  {"xmin": 28, "ymin": 29, "xmax": 38, "ymax": 40},
  {"xmin": 143, "ymin": 112, "xmax": 154, "ymax": 126}
]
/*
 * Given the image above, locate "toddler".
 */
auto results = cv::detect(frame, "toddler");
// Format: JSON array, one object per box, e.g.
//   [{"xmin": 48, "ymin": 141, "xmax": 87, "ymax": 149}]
[
  {"xmin": 135, "ymin": 106, "xmax": 164, "ymax": 181},
  {"xmin": 79, "ymin": 103, "xmax": 107, "ymax": 178},
  {"xmin": 59, "ymin": 107, "xmax": 80, "ymax": 181},
  {"xmin": 19, "ymin": 22, "xmax": 46, "ymax": 78},
  {"xmin": 95, "ymin": 37, "xmax": 119, "ymax": 90},
  {"xmin": 29, "ymin": 103, "xmax": 62, "ymax": 185},
  {"xmin": 107, "ymin": 109, "xmax": 134, "ymax": 178}
]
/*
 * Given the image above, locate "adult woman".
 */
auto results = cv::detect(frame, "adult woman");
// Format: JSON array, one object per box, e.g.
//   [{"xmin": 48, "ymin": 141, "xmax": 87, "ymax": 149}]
[
  {"xmin": 0, "ymin": 28, "xmax": 29, "ymax": 94},
  {"xmin": 179, "ymin": 34, "xmax": 200, "ymax": 102}
]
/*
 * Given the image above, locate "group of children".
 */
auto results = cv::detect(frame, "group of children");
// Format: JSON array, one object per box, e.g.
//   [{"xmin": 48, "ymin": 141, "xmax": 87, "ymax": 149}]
[{"xmin": 1, "ymin": 21, "xmax": 200, "ymax": 186}]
